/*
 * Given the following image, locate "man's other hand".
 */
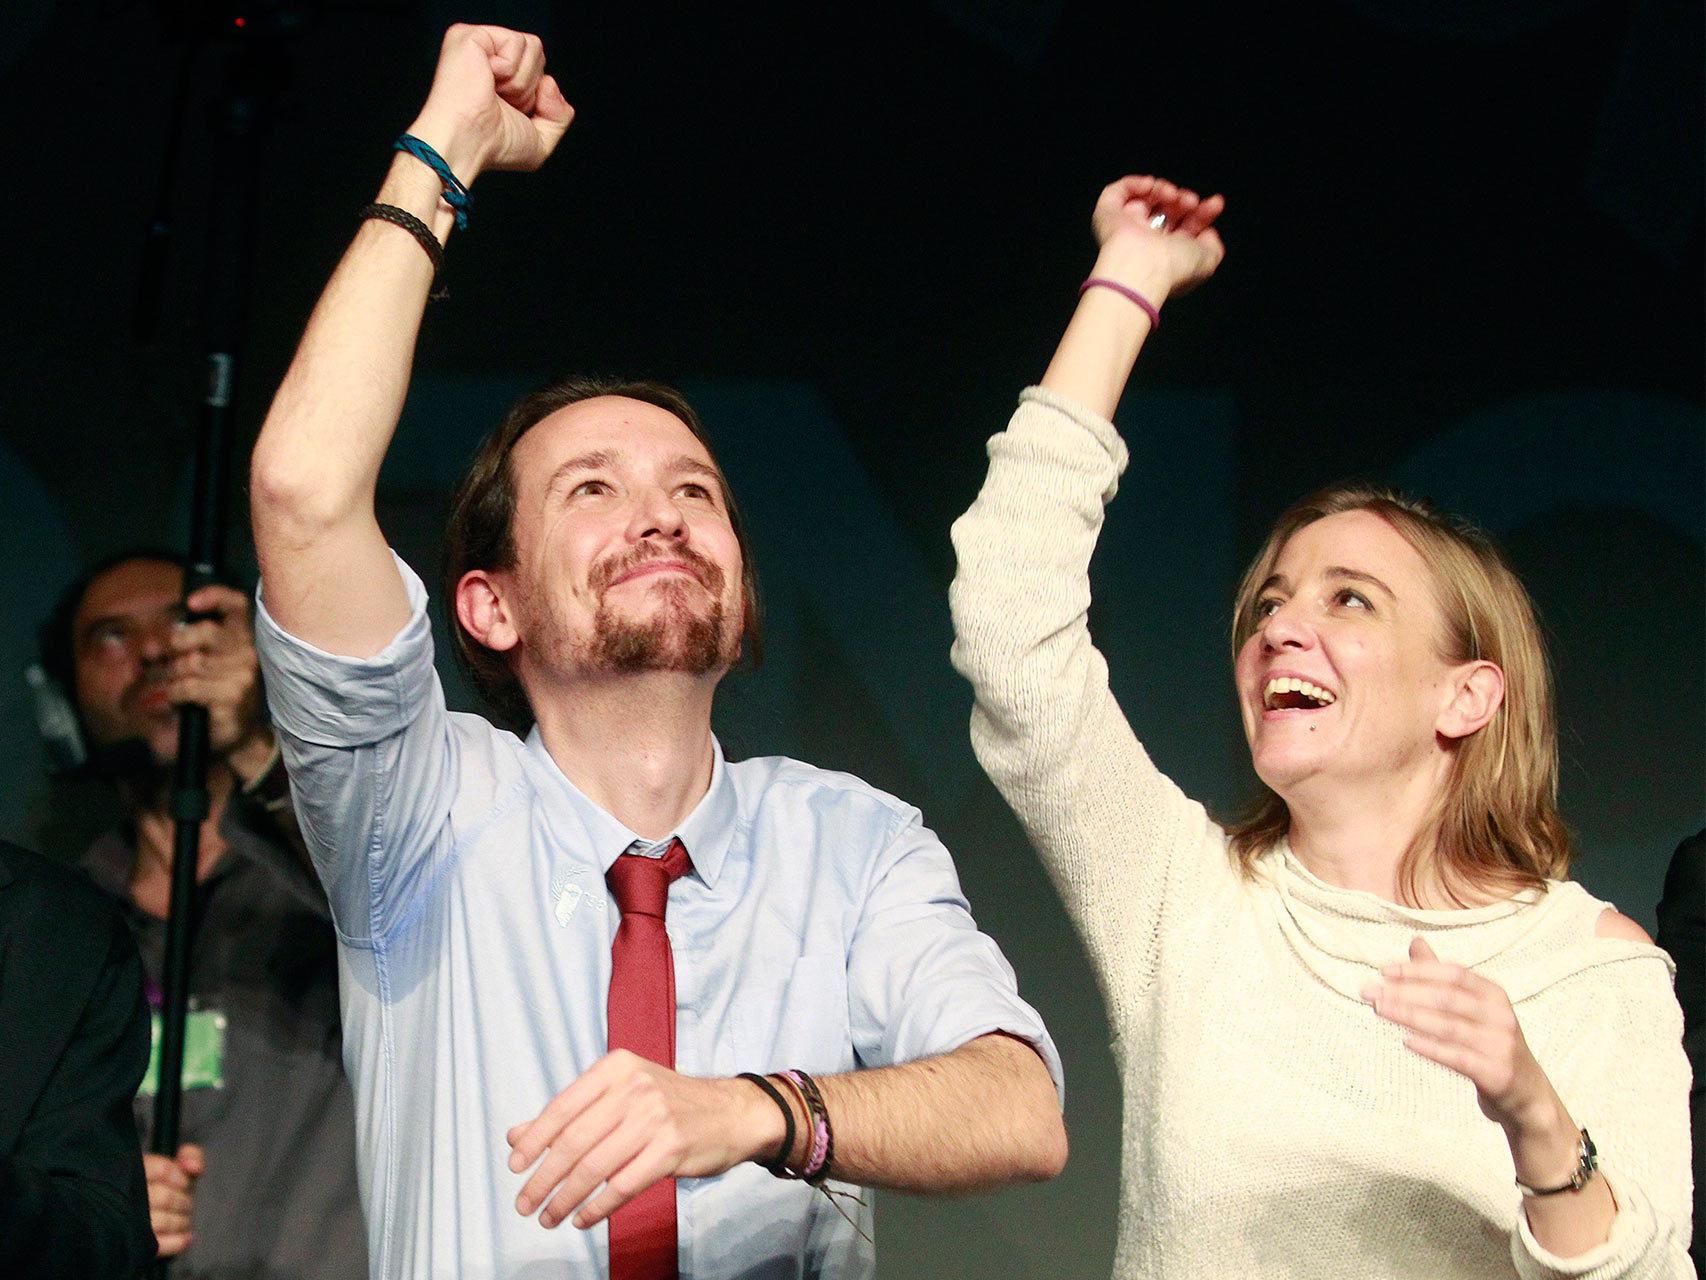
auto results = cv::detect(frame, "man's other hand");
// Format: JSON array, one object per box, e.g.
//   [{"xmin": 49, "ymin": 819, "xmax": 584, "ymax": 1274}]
[
  {"xmin": 168, "ymin": 585, "xmax": 273, "ymax": 780},
  {"xmin": 504, "ymin": 1051, "xmax": 779, "ymax": 1230}
]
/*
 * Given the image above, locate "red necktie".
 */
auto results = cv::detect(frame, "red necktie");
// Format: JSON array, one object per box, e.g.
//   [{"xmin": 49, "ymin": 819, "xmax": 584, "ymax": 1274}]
[{"xmin": 605, "ymin": 840, "xmax": 692, "ymax": 1280}]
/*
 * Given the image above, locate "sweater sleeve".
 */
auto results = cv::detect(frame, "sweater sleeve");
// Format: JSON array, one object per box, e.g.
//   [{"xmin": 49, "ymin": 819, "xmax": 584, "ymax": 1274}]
[
  {"xmin": 948, "ymin": 386, "xmax": 1234, "ymax": 1024},
  {"xmin": 1511, "ymin": 952, "xmax": 1696, "ymax": 1280}
]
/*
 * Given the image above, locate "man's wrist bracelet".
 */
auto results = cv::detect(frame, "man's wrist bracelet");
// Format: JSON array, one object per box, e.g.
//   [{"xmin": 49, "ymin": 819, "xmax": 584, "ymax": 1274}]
[
  {"xmin": 358, "ymin": 203, "xmax": 447, "ymax": 299},
  {"xmin": 783, "ymin": 1068, "xmax": 834, "ymax": 1185},
  {"xmin": 393, "ymin": 133, "xmax": 473, "ymax": 230},
  {"xmin": 737, "ymin": 1073, "xmax": 796, "ymax": 1177}
]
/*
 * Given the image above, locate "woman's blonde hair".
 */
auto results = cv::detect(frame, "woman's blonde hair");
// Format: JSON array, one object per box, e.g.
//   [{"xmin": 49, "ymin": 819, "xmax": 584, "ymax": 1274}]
[{"xmin": 1225, "ymin": 484, "xmax": 1573, "ymax": 906}]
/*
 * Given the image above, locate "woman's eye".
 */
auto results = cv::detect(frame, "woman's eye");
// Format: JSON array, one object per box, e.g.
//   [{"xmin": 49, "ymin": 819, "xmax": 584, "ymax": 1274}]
[
  {"xmin": 1336, "ymin": 589, "xmax": 1371, "ymax": 610},
  {"xmin": 1255, "ymin": 597, "xmax": 1282, "ymax": 619}
]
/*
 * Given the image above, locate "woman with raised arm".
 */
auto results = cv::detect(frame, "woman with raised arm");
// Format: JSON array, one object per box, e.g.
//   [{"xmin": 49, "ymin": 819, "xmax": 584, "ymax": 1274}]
[{"xmin": 949, "ymin": 175, "xmax": 1693, "ymax": 1279}]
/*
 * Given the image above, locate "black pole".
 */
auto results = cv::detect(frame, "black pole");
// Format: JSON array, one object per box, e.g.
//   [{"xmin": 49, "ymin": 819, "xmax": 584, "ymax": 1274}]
[{"xmin": 147, "ymin": 38, "xmax": 271, "ymax": 1279}]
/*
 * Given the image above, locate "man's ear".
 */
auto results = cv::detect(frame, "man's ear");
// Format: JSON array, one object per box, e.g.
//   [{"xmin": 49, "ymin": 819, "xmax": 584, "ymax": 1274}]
[
  {"xmin": 455, "ymin": 570, "xmax": 519, "ymax": 654},
  {"xmin": 1437, "ymin": 660, "xmax": 1504, "ymax": 741}
]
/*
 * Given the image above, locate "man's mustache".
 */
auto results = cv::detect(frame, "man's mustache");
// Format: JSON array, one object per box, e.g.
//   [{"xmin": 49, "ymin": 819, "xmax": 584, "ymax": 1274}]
[
  {"xmin": 591, "ymin": 545, "xmax": 725, "ymax": 595},
  {"xmin": 120, "ymin": 667, "xmax": 172, "ymax": 714}
]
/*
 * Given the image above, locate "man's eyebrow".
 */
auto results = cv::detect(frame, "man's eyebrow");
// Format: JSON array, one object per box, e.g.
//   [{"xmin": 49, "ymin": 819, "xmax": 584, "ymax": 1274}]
[
  {"xmin": 544, "ymin": 450, "xmax": 616, "ymax": 493},
  {"xmin": 76, "ymin": 603, "xmax": 183, "ymax": 642},
  {"xmin": 668, "ymin": 456, "xmax": 723, "ymax": 485},
  {"xmin": 77, "ymin": 611, "xmax": 130, "ymax": 641},
  {"xmin": 1324, "ymin": 566, "xmax": 1397, "ymax": 600}
]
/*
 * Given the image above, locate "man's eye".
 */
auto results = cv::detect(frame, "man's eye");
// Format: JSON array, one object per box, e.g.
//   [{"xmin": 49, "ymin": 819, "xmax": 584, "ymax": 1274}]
[
  {"xmin": 677, "ymin": 483, "xmax": 712, "ymax": 501},
  {"xmin": 85, "ymin": 622, "xmax": 131, "ymax": 651},
  {"xmin": 571, "ymin": 480, "xmax": 609, "ymax": 497}
]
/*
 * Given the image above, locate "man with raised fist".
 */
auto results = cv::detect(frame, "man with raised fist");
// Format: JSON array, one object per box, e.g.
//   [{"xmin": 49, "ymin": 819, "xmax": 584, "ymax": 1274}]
[{"xmin": 250, "ymin": 24, "xmax": 1064, "ymax": 1280}]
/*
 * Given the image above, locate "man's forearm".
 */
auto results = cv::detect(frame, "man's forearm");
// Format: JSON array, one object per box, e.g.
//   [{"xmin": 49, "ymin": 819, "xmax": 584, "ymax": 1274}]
[
  {"xmin": 252, "ymin": 152, "xmax": 448, "ymax": 529},
  {"xmin": 785, "ymin": 1033, "xmax": 1066, "ymax": 1192},
  {"xmin": 247, "ymin": 151, "xmax": 448, "ymax": 653},
  {"xmin": 249, "ymin": 25, "xmax": 571, "ymax": 656},
  {"xmin": 507, "ymin": 1038, "xmax": 1064, "ymax": 1227}
]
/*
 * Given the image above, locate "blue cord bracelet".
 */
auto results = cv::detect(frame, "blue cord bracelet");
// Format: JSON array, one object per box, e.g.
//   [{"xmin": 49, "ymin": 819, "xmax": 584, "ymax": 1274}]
[{"xmin": 393, "ymin": 133, "xmax": 472, "ymax": 230}]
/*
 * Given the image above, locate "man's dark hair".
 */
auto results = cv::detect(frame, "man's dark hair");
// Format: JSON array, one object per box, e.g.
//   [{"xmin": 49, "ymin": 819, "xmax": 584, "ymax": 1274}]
[
  {"xmin": 442, "ymin": 376, "xmax": 763, "ymax": 729},
  {"xmin": 39, "ymin": 549, "xmax": 190, "ymax": 700}
]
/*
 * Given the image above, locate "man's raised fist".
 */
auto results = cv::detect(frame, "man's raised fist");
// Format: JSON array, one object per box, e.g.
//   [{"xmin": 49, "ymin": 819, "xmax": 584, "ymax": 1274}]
[{"xmin": 407, "ymin": 24, "xmax": 573, "ymax": 183}]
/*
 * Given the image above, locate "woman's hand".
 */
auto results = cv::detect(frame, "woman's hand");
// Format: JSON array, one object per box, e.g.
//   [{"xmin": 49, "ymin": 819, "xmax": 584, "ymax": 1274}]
[
  {"xmin": 1366, "ymin": 937, "xmax": 1621, "ymax": 1256},
  {"xmin": 1038, "ymin": 172, "xmax": 1226, "ymax": 417},
  {"xmin": 1364, "ymin": 936, "xmax": 1560, "ymax": 1130},
  {"xmin": 1090, "ymin": 175, "xmax": 1226, "ymax": 301}
]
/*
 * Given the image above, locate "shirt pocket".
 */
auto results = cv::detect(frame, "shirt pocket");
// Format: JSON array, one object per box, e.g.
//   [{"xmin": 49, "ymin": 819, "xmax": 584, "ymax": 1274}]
[{"xmin": 725, "ymin": 953, "xmax": 853, "ymax": 1077}]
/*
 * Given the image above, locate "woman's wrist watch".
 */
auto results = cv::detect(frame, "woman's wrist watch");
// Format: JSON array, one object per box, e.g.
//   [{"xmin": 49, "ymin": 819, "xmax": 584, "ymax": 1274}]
[{"xmin": 1516, "ymin": 1128, "xmax": 1598, "ymax": 1196}]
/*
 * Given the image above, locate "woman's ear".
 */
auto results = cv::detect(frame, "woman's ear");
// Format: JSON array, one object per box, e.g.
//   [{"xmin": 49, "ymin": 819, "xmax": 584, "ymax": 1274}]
[{"xmin": 1437, "ymin": 660, "xmax": 1504, "ymax": 741}]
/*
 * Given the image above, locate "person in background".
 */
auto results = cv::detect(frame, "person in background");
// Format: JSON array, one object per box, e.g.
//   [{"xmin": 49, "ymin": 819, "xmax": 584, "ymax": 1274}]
[
  {"xmin": 0, "ymin": 837, "xmax": 154, "ymax": 1278},
  {"xmin": 949, "ymin": 173, "xmax": 1692, "ymax": 1278},
  {"xmin": 37, "ymin": 552, "xmax": 365, "ymax": 1278}
]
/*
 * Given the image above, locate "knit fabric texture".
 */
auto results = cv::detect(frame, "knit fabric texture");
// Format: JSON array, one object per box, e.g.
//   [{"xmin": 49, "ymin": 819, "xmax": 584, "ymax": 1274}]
[{"xmin": 949, "ymin": 387, "xmax": 1695, "ymax": 1279}]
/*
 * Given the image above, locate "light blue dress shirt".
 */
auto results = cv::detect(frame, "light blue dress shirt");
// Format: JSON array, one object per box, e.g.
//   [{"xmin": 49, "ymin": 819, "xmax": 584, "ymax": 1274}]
[{"xmin": 255, "ymin": 559, "xmax": 1062, "ymax": 1280}]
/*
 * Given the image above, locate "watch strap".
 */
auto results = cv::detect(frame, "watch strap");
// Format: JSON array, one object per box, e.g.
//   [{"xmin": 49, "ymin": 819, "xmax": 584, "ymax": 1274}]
[{"xmin": 1516, "ymin": 1127, "xmax": 1598, "ymax": 1196}]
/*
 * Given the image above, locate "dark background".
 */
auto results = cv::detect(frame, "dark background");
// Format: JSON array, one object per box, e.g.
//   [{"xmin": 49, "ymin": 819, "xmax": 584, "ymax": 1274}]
[{"xmin": 1, "ymin": 1, "xmax": 1700, "ymax": 1274}]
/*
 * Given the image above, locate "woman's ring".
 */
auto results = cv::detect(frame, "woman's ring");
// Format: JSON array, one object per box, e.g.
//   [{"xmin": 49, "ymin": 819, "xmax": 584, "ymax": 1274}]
[{"xmin": 1148, "ymin": 212, "xmax": 1169, "ymax": 231}]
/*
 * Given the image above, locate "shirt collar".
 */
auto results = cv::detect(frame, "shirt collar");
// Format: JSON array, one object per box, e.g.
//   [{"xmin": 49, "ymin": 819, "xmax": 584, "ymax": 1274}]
[{"xmin": 524, "ymin": 730, "xmax": 738, "ymax": 889}]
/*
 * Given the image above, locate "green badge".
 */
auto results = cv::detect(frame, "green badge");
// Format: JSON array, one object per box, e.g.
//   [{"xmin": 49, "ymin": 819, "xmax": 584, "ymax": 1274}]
[{"xmin": 138, "ymin": 1005, "xmax": 227, "ymax": 1098}]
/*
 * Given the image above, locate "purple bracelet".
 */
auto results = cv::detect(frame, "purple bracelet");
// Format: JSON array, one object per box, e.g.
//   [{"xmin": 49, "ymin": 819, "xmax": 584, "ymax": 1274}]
[
  {"xmin": 1079, "ymin": 276, "xmax": 1160, "ymax": 330},
  {"xmin": 783, "ymin": 1070, "xmax": 831, "ymax": 1179},
  {"xmin": 804, "ymin": 1113, "xmax": 829, "ymax": 1179}
]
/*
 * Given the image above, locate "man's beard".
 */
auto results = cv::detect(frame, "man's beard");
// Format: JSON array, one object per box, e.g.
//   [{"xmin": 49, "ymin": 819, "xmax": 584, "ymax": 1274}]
[
  {"xmin": 585, "ymin": 583, "xmax": 730, "ymax": 675},
  {"xmin": 523, "ymin": 545, "xmax": 739, "ymax": 678},
  {"xmin": 80, "ymin": 674, "xmax": 177, "ymax": 787}
]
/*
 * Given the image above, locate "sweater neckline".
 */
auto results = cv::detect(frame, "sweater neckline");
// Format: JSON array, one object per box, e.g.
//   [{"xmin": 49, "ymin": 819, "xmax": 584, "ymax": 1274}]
[{"xmin": 1260, "ymin": 845, "xmax": 1569, "ymax": 997}]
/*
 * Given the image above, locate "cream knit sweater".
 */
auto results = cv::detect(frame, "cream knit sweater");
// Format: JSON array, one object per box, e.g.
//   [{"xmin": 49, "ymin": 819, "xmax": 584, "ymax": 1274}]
[{"xmin": 949, "ymin": 388, "xmax": 1695, "ymax": 1279}]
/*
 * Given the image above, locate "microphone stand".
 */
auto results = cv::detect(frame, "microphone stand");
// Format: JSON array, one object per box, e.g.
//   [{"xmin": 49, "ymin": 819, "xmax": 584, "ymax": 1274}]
[{"xmin": 148, "ymin": 32, "xmax": 282, "ymax": 1279}]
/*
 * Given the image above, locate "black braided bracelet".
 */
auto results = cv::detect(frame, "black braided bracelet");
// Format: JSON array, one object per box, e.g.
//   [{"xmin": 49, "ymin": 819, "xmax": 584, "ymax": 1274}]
[
  {"xmin": 358, "ymin": 202, "xmax": 446, "ymax": 296},
  {"xmin": 736, "ymin": 1073, "xmax": 796, "ymax": 1177}
]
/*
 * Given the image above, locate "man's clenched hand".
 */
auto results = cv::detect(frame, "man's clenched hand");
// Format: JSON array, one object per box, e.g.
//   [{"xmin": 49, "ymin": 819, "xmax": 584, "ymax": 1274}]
[{"xmin": 406, "ymin": 24, "xmax": 573, "ymax": 183}]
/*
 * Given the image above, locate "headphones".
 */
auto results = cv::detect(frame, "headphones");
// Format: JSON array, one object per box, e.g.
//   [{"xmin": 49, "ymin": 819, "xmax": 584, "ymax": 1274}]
[{"xmin": 26, "ymin": 661, "xmax": 88, "ymax": 775}]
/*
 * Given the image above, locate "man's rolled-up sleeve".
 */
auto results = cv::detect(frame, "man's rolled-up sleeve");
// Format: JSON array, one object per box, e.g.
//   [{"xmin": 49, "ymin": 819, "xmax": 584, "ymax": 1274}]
[
  {"xmin": 845, "ymin": 809, "xmax": 1064, "ymax": 1106},
  {"xmin": 254, "ymin": 553, "xmax": 457, "ymax": 944}
]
